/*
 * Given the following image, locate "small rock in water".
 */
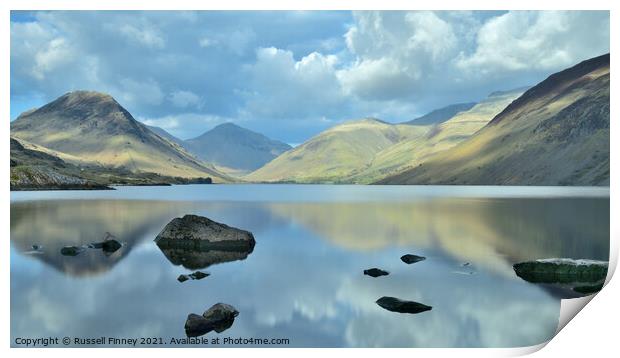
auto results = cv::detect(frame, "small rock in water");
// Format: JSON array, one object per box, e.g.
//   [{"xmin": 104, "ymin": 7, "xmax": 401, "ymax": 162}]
[
  {"xmin": 364, "ymin": 268, "xmax": 389, "ymax": 277},
  {"xmin": 462, "ymin": 262, "xmax": 471, "ymax": 267},
  {"xmin": 400, "ymin": 254, "xmax": 426, "ymax": 264},
  {"xmin": 177, "ymin": 274, "xmax": 190, "ymax": 283},
  {"xmin": 60, "ymin": 246, "xmax": 83, "ymax": 256},
  {"xmin": 189, "ymin": 271, "xmax": 210, "ymax": 280},
  {"xmin": 101, "ymin": 239, "xmax": 122, "ymax": 253},
  {"xmin": 89, "ymin": 232, "xmax": 122, "ymax": 253},
  {"xmin": 32, "ymin": 245, "xmax": 40, "ymax": 251},
  {"xmin": 184, "ymin": 303, "xmax": 239, "ymax": 337},
  {"xmin": 376, "ymin": 296, "xmax": 432, "ymax": 314}
]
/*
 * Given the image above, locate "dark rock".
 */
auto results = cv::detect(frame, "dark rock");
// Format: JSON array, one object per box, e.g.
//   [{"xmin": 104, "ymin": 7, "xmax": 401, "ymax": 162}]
[
  {"xmin": 364, "ymin": 268, "xmax": 389, "ymax": 277},
  {"xmin": 202, "ymin": 303, "xmax": 239, "ymax": 333},
  {"xmin": 184, "ymin": 303, "xmax": 239, "ymax": 337},
  {"xmin": 573, "ymin": 283, "xmax": 604, "ymax": 295},
  {"xmin": 155, "ymin": 214, "xmax": 255, "ymax": 252},
  {"xmin": 462, "ymin": 262, "xmax": 471, "ymax": 267},
  {"xmin": 376, "ymin": 296, "xmax": 432, "ymax": 314},
  {"xmin": 60, "ymin": 246, "xmax": 83, "ymax": 256},
  {"xmin": 184, "ymin": 313, "xmax": 212, "ymax": 337},
  {"xmin": 32, "ymin": 245, "xmax": 40, "ymax": 250},
  {"xmin": 177, "ymin": 274, "xmax": 190, "ymax": 283},
  {"xmin": 401, "ymin": 254, "xmax": 426, "ymax": 264},
  {"xmin": 101, "ymin": 239, "xmax": 122, "ymax": 253},
  {"xmin": 513, "ymin": 259, "xmax": 608, "ymax": 284},
  {"xmin": 158, "ymin": 247, "xmax": 253, "ymax": 270},
  {"xmin": 189, "ymin": 271, "xmax": 210, "ymax": 280},
  {"xmin": 89, "ymin": 232, "xmax": 122, "ymax": 253}
]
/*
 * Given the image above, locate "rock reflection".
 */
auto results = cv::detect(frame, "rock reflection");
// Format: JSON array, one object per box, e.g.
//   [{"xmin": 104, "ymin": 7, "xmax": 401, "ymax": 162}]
[
  {"xmin": 10, "ymin": 200, "xmax": 194, "ymax": 277},
  {"xmin": 157, "ymin": 245, "xmax": 254, "ymax": 270}
]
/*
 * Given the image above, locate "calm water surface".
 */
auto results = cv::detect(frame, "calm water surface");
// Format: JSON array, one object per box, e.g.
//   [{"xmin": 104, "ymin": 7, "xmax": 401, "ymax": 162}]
[{"xmin": 10, "ymin": 185, "xmax": 610, "ymax": 347}]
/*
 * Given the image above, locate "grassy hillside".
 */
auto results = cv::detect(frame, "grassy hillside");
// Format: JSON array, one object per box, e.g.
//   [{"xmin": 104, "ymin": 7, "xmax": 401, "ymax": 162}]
[
  {"xmin": 10, "ymin": 137, "xmax": 110, "ymax": 190},
  {"xmin": 379, "ymin": 54, "xmax": 610, "ymax": 186},
  {"xmin": 245, "ymin": 118, "xmax": 430, "ymax": 183},
  {"xmin": 347, "ymin": 89, "xmax": 525, "ymax": 183},
  {"xmin": 10, "ymin": 137, "xmax": 216, "ymax": 190},
  {"xmin": 11, "ymin": 91, "xmax": 230, "ymax": 182},
  {"xmin": 185, "ymin": 122, "xmax": 292, "ymax": 174}
]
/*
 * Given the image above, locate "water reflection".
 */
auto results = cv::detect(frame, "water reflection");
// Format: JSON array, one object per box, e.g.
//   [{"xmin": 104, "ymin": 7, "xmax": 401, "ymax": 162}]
[
  {"xmin": 10, "ymin": 190, "xmax": 609, "ymax": 347},
  {"xmin": 158, "ymin": 247, "xmax": 254, "ymax": 270}
]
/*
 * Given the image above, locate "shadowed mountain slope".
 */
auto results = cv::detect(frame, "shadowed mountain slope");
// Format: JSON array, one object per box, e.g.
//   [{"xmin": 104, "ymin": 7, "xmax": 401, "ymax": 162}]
[
  {"xmin": 185, "ymin": 122, "xmax": 291, "ymax": 174},
  {"xmin": 379, "ymin": 54, "xmax": 610, "ymax": 186}
]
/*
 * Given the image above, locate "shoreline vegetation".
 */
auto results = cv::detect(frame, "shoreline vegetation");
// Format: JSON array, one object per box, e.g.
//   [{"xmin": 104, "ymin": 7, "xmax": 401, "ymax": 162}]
[{"xmin": 10, "ymin": 54, "xmax": 610, "ymax": 191}]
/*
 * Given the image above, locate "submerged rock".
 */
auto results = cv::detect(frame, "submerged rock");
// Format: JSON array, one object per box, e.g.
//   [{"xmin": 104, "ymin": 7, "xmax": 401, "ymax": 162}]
[
  {"xmin": 177, "ymin": 271, "xmax": 210, "ymax": 283},
  {"xmin": 513, "ymin": 259, "xmax": 608, "ymax": 284},
  {"xmin": 184, "ymin": 303, "xmax": 239, "ymax": 337},
  {"xmin": 376, "ymin": 296, "xmax": 432, "ymax": 314},
  {"xmin": 155, "ymin": 214, "xmax": 255, "ymax": 252},
  {"xmin": 189, "ymin": 271, "xmax": 210, "ymax": 280},
  {"xmin": 400, "ymin": 254, "xmax": 426, "ymax": 264},
  {"xmin": 101, "ymin": 239, "xmax": 122, "ymax": 253},
  {"xmin": 60, "ymin": 246, "xmax": 83, "ymax": 256},
  {"xmin": 89, "ymin": 232, "xmax": 122, "ymax": 253},
  {"xmin": 364, "ymin": 268, "xmax": 389, "ymax": 277}
]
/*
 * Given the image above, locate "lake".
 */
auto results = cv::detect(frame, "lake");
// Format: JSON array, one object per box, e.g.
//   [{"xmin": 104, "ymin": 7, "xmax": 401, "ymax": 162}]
[{"xmin": 10, "ymin": 185, "xmax": 610, "ymax": 348}]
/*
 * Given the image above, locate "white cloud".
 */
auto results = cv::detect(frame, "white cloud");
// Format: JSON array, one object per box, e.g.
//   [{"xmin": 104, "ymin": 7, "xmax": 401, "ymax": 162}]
[
  {"xmin": 115, "ymin": 23, "xmax": 165, "ymax": 49},
  {"xmin": 243, "ymin": 47, "xmax": 345, "ymax": 119},
  {"xmin": 169, "ymin": 90, "xmax": 202, "ymax": 109},
  {"xmin": 338, "ymin": 11, "xmax": 460, "ymax": 100},
  {"xmin": 456, "ymin": 11, "xmax": 610, "ymax": 75},
  {"xmin": 117, "ymin": 78, "xmax": 164, "ymax": 106}
]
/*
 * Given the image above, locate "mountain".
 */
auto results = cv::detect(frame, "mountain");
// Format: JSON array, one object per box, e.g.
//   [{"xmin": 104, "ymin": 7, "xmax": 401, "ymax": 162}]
[
  {"xmin": 245, "ymin": 118, "xmax": 429, "ymax": 183},
  {"xmin": 145, "ymin": 124, "xmax": 186, "ymax": 148},
  {"xmin": 10, "ymin": 91, "xmax": 230, "ymax": 182},
  {"xmin": 379, "ymin": 54, "xmax": 610, "ymax": 186},
  {"xmin": 184, "ymin": 122, "xmax": 292, "ymax": 173},
  {"xmin": 246, "ymin": 88, "xmax": 525, "ymax": 184},
  {"xmin": 346, "ymin": 88, "xmax": 525, "ymax": 183},
  {"xmin": 404, "ymin": 102, "xmax": 476, "ymax": 125}
]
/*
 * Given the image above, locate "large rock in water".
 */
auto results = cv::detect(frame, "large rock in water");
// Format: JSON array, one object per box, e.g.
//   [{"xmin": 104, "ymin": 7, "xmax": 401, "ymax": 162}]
[
  {"xmin": 513, "ymin": 259, "xmax": 608, "ymax": 284},
  {"xmin": 155, "ymin": 214, "xmax": 255, "ymax": 251}
]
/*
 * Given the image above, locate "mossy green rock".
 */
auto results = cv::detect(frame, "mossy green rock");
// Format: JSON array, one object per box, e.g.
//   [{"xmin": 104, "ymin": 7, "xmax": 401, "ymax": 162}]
[{"xmin": 513, "ymin": 259, "xmax": 608, "ymax": 284}]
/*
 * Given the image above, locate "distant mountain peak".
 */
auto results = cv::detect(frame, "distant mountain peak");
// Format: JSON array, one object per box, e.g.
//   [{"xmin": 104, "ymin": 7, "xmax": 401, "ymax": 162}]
[{"xmin": 184, "ymin": 122, "xmax": 292, "ymax": 172}]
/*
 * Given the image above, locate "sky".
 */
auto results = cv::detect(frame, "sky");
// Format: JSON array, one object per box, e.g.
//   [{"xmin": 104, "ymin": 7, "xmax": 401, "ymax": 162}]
[{"xmin": 10, "ymin": 10, "xmax": 610, "ymax": 143}]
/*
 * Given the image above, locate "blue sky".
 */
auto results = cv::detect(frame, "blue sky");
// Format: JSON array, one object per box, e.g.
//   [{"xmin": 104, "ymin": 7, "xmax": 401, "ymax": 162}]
[{"xmin": 10, "ymin": 10, "xmax": 610, "ymax": 143}]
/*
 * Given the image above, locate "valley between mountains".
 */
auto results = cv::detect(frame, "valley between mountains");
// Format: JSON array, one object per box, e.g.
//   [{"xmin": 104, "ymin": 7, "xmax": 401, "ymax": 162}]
[{"xmin": 10, "ymin": 54, "xmax": 610, "ymax": 190}]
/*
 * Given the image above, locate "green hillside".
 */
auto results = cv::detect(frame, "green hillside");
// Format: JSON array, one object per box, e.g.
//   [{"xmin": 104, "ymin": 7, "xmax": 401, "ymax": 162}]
[
  {"xmin": 11, "ymin": 91, "xmax": 230, "ymax": 182},
  {"xmin": 379, "ymin": 54, "xmax": 610, "ymax": 186},
  {"xmin": 245, "ymin": 118, "xmax": 429, "ymax": 183}
]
